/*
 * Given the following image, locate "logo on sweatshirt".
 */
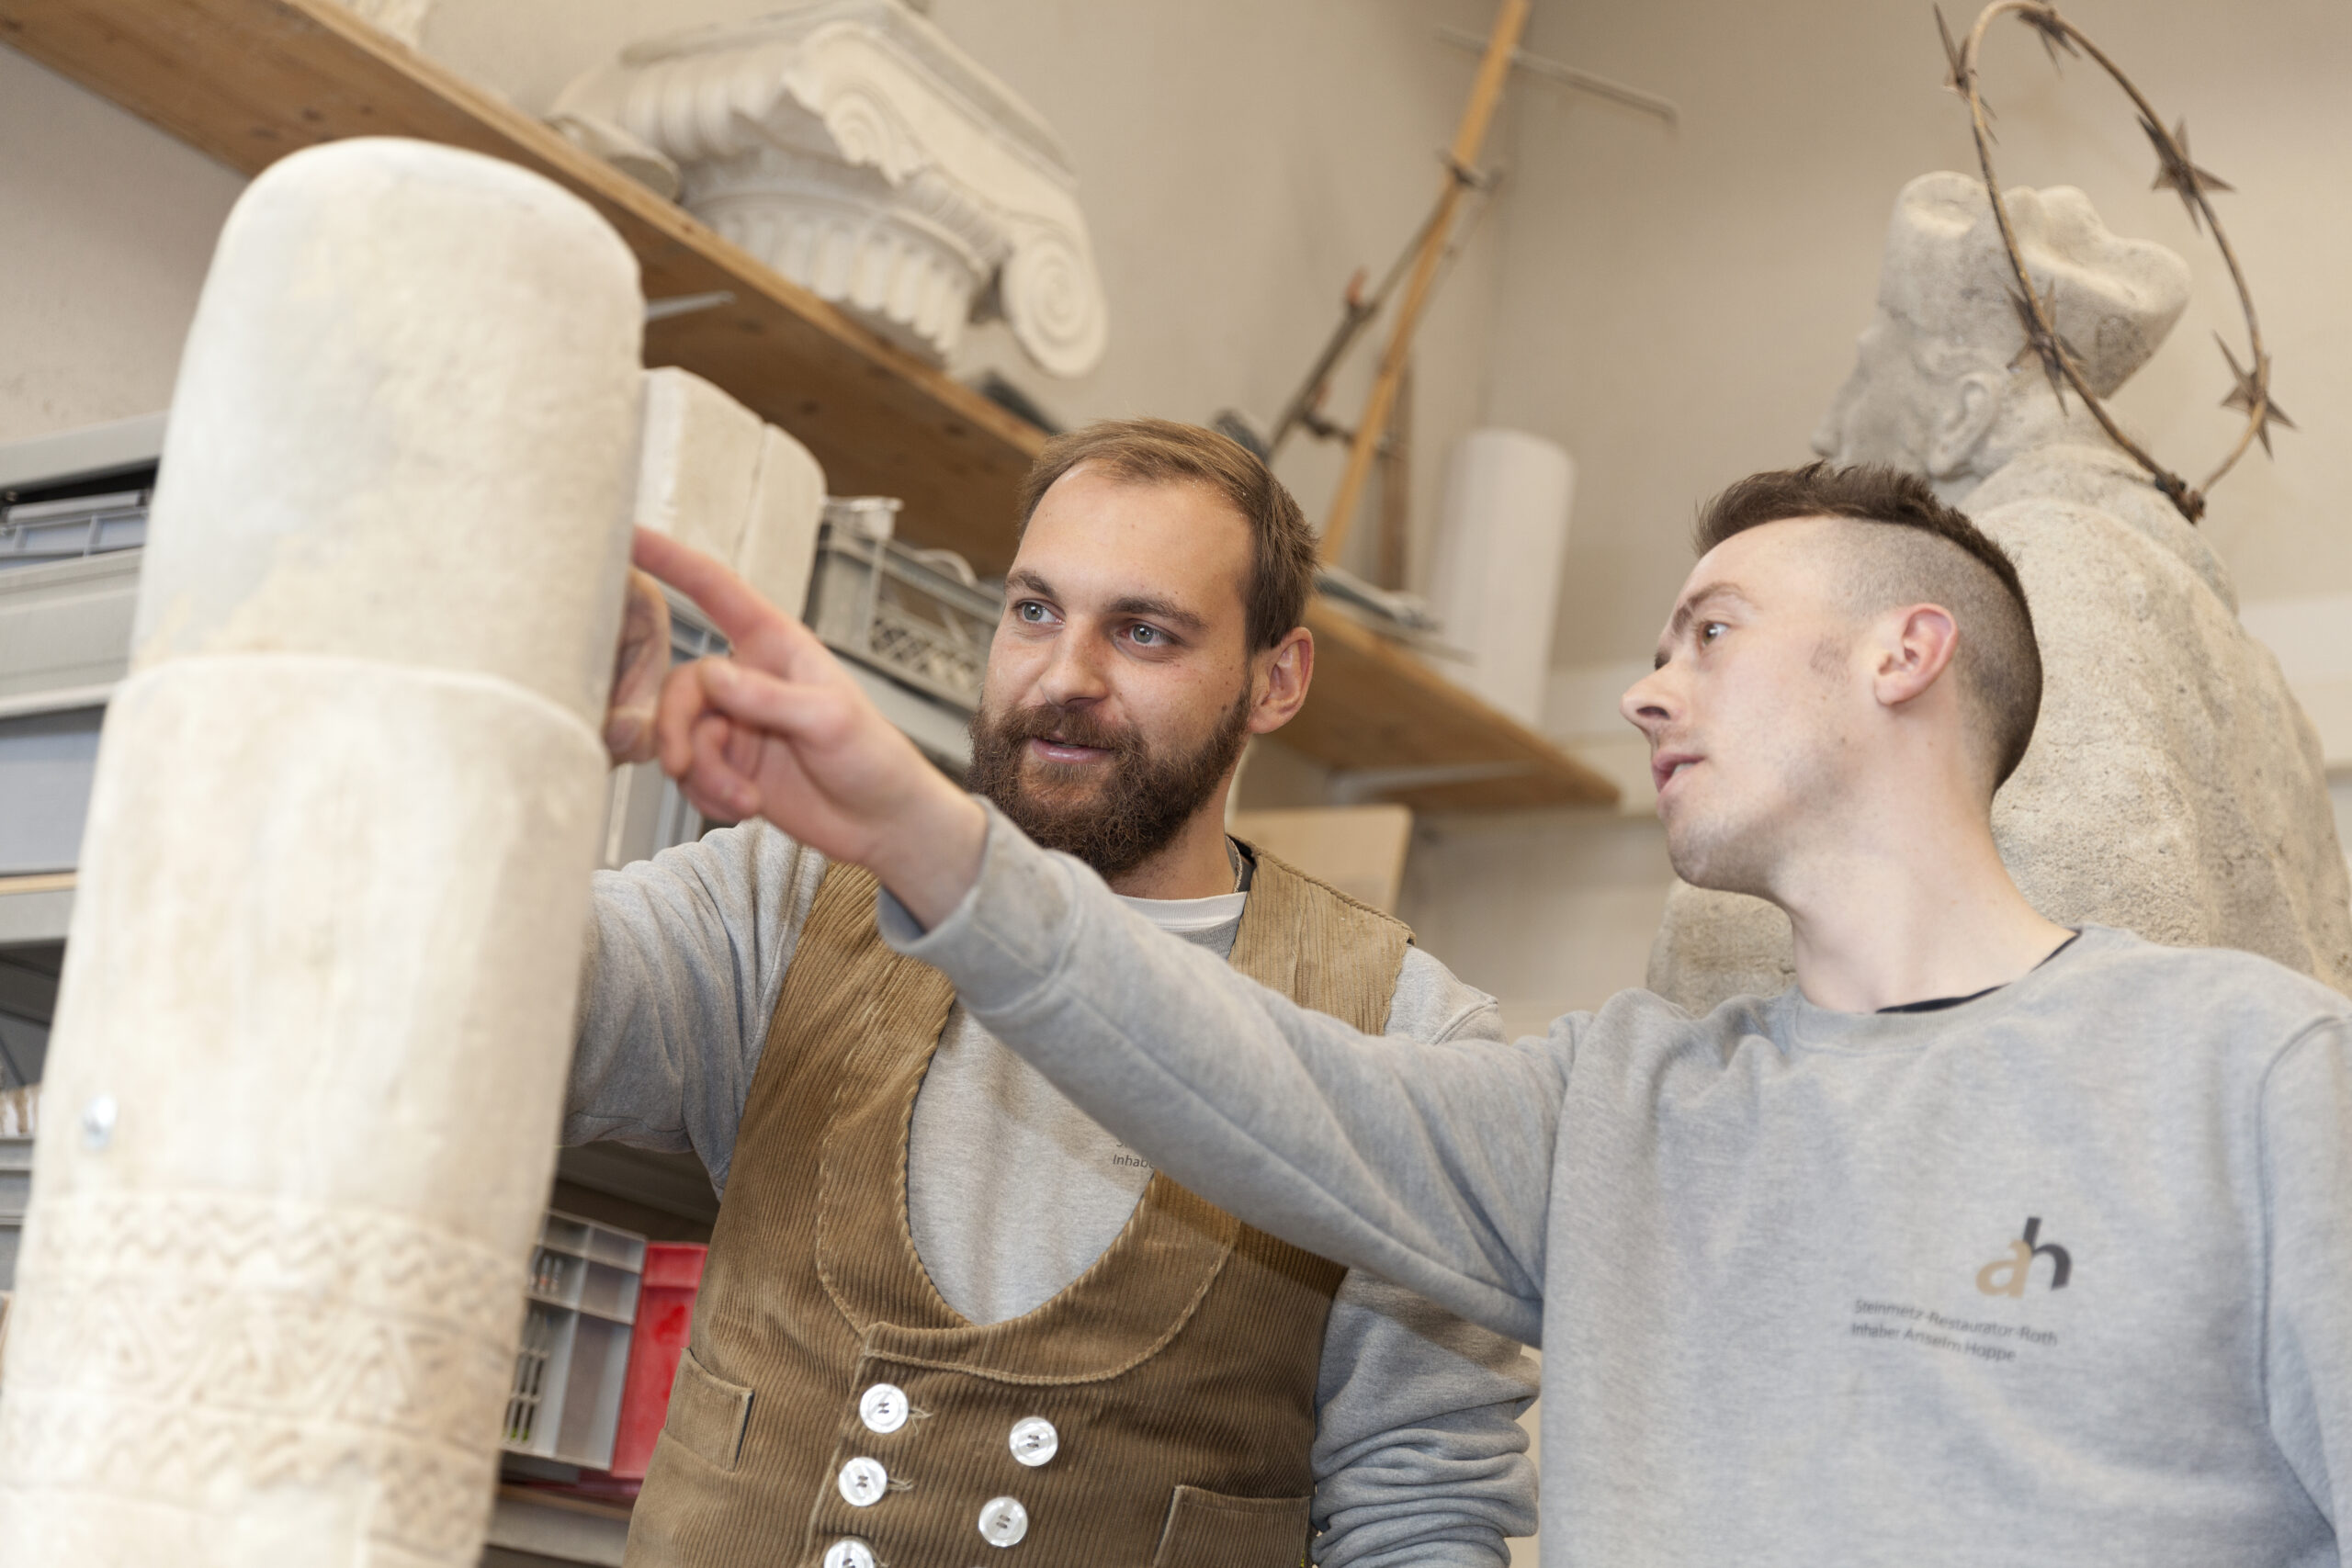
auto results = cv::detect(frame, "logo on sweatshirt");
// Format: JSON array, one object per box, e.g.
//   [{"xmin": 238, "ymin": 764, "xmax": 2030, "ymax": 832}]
[{"xmin": 1974, "ymin": 1216, "xmax": 2071, "ymax": 1296}]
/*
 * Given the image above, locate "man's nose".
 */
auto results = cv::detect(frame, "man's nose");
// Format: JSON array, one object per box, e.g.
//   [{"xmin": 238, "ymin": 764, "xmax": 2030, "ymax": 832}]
[
  {"xmin": 1620, "ymin": 668, "xmax": 1675, "ymax": 735},
  {"xmin": 1035, "ymin": 629, "xmax": 1112, "ymax": 706}
]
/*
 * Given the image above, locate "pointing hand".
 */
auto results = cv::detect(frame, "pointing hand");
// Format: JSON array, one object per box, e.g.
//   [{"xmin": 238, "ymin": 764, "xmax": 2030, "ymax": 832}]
[{"xmin": 631, "ymin": 527, "xmax": 988, "ymax": 926}]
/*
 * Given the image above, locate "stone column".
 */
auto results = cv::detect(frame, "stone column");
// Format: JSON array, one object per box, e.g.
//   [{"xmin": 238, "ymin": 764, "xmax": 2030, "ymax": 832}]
[{"xmin": 0, "ymin": 139, "xmax": 643, "ymax": 1567}]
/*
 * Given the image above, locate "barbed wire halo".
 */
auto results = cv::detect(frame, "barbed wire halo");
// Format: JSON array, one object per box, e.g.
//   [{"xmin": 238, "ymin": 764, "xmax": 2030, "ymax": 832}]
[{"xmin": 1946, "ymin": 1, "xmax": 2282, "ymax": 524}]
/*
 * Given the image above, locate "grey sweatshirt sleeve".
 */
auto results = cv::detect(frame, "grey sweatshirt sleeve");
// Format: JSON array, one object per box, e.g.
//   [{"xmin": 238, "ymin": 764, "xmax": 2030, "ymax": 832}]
[
  {"xmin": 1311, "ymin": 950, "xmax": 1539, "ymax": 1567},
  {"xmin": 2258, "ymin": 1019, "xmax": 2352, "ymax": 1537},
  {"xmin": 566, "ymin": 820, "xmax": 828, "ymax": 1191},
  {"xmin": 883, "ymin": 802, "xmax": 1569, "ymax": 1348}
]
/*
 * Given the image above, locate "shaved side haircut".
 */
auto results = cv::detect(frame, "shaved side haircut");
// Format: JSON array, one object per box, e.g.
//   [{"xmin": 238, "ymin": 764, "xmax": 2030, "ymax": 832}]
[{"xmin": 1697, "ymin": 462, "xmax": 2042, "ymax": 790}]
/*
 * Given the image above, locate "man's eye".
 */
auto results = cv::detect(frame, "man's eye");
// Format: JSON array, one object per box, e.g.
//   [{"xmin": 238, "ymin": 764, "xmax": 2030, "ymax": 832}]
[
  {"xmin": 1130, "ymin": 625, "xmax": 1162, "ymax": 646},
  {"xmin": 1016, "ymin": 602, "xmax": 1049, "ymax": 624},
  {"xmin": 1701, "ymin": 622, "xmax": 1726, "ymax": 643}
]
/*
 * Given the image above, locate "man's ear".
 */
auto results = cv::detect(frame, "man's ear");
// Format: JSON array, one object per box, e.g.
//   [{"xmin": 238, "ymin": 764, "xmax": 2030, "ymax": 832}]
[
  {"xmin": 1249, "ymin": 627, "xmax": 1315, "ymax": 735},
  {"xmin": 1926, "ymin": 369, "xmax": 2004, "ymax": 480},
  {"xmin": 1872, "ymin": 604, "xmax": 1961, "ymax": 710}
]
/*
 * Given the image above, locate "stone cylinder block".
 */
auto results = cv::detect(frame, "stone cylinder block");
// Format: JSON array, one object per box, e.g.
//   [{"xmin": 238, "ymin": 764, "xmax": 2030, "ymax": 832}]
[{"xmin": 0, "ymin": 138, "xmax": 644, "ymax": 1567}]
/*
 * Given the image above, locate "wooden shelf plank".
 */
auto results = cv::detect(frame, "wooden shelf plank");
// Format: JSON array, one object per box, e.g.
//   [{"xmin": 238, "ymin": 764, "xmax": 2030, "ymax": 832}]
[
  {"xmin": 0, "ymin": 0, "xmax": 1046, "ymax": 574},
  {"xmin": 2, "ymin": 0, "xmax": 1619, "ymax": 810},
  {"xmin": 1293, "ymin": 604, "xmax": 1619, "ymax": 809}
]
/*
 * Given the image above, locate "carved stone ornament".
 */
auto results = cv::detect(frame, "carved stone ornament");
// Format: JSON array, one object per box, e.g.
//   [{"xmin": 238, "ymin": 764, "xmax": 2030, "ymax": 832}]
[
  {"xmin": 555, "ymin": 0, "xmax": 1110, "ymax": 378},
  {"xmin": 0, "ymin": 138, "xmax": 641, "ymax": 1565}
]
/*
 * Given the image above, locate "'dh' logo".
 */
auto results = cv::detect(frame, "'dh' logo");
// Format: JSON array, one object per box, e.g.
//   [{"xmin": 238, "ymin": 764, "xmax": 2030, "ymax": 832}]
[{"xmin": 1975, "ymin": 1216, "xmax": 2072, "ymax": 1296}]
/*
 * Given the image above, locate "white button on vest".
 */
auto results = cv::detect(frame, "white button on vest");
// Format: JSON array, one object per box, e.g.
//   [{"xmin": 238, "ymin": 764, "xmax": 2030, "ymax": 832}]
[
  {"xmin": 977, "ymin": 1495, "xmax": 1029, "ymax": 1547},
  {"xmin": 1007, "ymin": 1416, "xmax": 1058, "ymax": 1467},
  {"xmin": 837, "ymin": 1457, "xmax": 889, "ymax": 1507},
  {"xmin": 822, "ymin": 1541, "xmax": 876, "ymax": 1568},
  {"xmin": 859, "ymin": 1382, "xmax": 910, "ymax": 1435}
]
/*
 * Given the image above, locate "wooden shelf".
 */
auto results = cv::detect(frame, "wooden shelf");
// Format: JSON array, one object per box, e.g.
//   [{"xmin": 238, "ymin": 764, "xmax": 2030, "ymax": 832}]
[
  {"xmin": 1292, "ymin": 604, "xmax": 1617, "ymax": 810},
  {"xmin": 2, "ymin": 0, "xmax": 1620, "ymax": 812},
  {"xmin": 0, "ymin": 0, "xmax": 1042, "ymax": 572}
]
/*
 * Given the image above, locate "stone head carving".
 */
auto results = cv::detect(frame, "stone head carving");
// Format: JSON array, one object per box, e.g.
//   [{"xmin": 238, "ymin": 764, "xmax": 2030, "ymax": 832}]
[{"xmin": 1812, "ymin": 172, "xmax": 2190, "ymax": 501}]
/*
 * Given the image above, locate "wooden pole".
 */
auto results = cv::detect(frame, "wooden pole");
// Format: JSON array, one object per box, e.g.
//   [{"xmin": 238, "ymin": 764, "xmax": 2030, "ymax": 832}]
[{"xmin": 1320, "ymin": 0, "xmax": 1530, "ymax": 563}]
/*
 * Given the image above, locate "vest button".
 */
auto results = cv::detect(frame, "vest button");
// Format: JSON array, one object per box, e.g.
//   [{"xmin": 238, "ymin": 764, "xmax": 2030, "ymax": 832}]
[
  {"xmin": 977, "ymin": 1495, "xmax": 1029, "ymax": 1547},
  {"xmin": 859, "ymin": 1382, "xmax": 910, "ymax": 1435},
  {"xmin": 837, "ymin": 1457, "xmax": 889, "ymax": 1508},
  {"xmin": 1007, "ymin": 1416, "xmax": 1058, "ymax": 1467},
  {"xmin": 822, "ymin": 1541, "xmax": 876, "ymax": 1568}
]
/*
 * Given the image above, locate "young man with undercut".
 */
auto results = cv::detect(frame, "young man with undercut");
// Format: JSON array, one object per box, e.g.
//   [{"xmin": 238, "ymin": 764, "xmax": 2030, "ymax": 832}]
[
  {"xmin": 579, "ymin": 420, "xmax": 1537, "ymax": 1568},
  {"xmin": 637, "ymin": 461, "xmax": 2352, "ymax": 1564}
]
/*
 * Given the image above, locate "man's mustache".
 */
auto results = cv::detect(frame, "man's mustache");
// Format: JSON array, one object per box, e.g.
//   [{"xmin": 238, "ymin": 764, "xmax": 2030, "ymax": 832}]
[{"xmin": 998, "ymin": 704, "xmax": 1141, "ymax": 757}]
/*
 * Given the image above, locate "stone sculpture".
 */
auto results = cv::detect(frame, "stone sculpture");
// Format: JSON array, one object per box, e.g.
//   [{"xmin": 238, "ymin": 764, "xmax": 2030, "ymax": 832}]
[
  {"xmin": 0, "ymin": 139, "xmax": 641, "ymax": 1564},
  {"xmin": 554, "ymin": 0, "xmax": 1110, "ymax": 378},
  {"xmin": 1650, "ymin": 173, "xmax": 2352, "ymax": 1010},
  {"xmin": 636, "ymin": 367, "xmax": 829, "ymax": 619}
]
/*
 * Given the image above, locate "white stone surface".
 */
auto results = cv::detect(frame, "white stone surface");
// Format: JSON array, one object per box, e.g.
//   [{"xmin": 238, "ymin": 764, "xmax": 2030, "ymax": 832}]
[
  {"xmin": 635, "ymin": 367, "xmax": 765, "ymax": 567},
  {"xmin": 0, "ymin": 138, "xmax": 642, "ymax": 1566},
  {"xmin": 1650, "ymin": 175, "xmax": 2352, "ymax": 1011},
  {"xmin": 741, "ymin": 423, "xmax": 828, "ymax": 616},
  {"xmin": 554, "ymin": 0, "xmax": 1108, "ymax": 378},
  {"xmin": 547, "ymin": 110, "xmax": 682, "ymax": 202},
  {"xmin": 1425, "ymin": 429, "xmax": 1576, "ymax": 729},
  {"xmin": 334, "ymin": 0, "xmax": 433, "ymax": 48},
  {"xmin": 633, "ymin": 368, "xmax": 829, "ymax": 618}
]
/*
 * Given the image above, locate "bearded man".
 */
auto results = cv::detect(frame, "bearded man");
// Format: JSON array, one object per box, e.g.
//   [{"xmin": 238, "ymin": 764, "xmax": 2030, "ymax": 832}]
[{"xmin": 571, "ymin": 418, "xmax": 1538, "ymax": 1568}]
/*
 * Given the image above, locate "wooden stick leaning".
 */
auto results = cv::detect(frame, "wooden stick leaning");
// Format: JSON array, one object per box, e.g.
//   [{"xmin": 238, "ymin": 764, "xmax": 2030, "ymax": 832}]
[{"xmin": 1320, "ymin": 0, "xmax": 1531, "ymax": 562}]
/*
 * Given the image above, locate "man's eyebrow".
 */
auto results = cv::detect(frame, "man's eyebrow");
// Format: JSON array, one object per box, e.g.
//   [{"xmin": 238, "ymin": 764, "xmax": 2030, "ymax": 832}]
[
  {"xmin": 1656, "ymin": 583, "xmax": 1752, "ymax": 664},
  {"xmin": 1106, "ymin": 593, "xmax": 1205, "ymax": 633},
  {"xmin": 1667, "ymin": 583, "xmax": 1750, "ymax": 640},
  {"xmin": 1004, "ymin": 570, "xmax": 1206, "ymax": 634}
]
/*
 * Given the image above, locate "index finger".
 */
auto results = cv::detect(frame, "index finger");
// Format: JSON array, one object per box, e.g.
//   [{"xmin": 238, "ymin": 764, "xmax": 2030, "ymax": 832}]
[{"xmin": 631, "ymin": 527, "xmax": 803, "ymax": 668}]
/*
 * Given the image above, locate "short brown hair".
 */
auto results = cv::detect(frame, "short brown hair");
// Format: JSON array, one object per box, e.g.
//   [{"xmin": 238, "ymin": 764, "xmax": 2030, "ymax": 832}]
[
  {"xmin": 1016, "ymin": 418, "xmax": 1317, "ymax": 651},
  {"xmin": 1694, "ymin": 462, "xmax": 2042, "ymax": 789}
]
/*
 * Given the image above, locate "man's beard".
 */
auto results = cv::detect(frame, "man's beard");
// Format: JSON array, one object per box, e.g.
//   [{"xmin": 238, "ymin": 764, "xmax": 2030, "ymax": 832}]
[{"xmin": 966, "ymin": 687, "xmax": 1253, "ymax": 879}]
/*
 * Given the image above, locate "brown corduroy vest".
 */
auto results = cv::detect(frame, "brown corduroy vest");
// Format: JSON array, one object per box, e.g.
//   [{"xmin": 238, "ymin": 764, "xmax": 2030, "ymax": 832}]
[{"xmin": 625, "ymin": 849, "xmax": 1408, "ymax": 1568}]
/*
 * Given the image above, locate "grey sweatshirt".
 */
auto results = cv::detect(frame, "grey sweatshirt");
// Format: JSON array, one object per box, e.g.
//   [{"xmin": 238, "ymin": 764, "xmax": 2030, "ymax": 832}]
[
  {"xmin": 882, "ymin": 806, "xmax": 2352, "ymax": 1568},
  {"xmin": 567, "ymin": 820, "xmax": 1540, "ymax": 1567}
]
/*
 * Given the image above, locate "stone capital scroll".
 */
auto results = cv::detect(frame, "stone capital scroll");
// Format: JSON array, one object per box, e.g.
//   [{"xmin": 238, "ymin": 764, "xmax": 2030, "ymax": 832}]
[
  {"xmin": 557, "ymin": 0, "xmax": 1111, "ymax": 378},
  {"xmin": 0, "ymin": 139, "xmax": 644, "ymax": 1566}
]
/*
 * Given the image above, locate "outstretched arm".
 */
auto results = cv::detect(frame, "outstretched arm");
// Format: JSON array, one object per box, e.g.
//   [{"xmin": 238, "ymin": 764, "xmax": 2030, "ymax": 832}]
[
  {"xmin": 880, "ymin": 805, "xmax": 1565, "ymax": 1343},
  {"xmin": 636, "ymin": 528, "xmax": 1568, "ymax": 1341}
]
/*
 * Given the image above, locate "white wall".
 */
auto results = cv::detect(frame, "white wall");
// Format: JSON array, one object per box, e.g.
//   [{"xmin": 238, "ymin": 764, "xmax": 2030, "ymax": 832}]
[
  {"xmin": 0, "ymin": 50, "xmax": 244, "ymax": 444},
  {"xmin": 1488, "ymin": 0, "xmax": 2352, "ymax": 676}
]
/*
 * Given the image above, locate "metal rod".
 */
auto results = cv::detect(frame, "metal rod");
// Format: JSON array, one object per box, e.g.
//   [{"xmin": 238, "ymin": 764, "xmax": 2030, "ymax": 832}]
[{"xmin": 1436, "ymin": 25, "xmax": 1680, "ymax": 125}]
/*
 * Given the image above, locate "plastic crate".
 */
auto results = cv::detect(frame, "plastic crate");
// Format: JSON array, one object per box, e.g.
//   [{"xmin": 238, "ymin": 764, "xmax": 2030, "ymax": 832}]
[
  {"xmin": 0, "ymin": 1137, "xmax": 27, "ymax": 1292},
  {"xmin": 503, "ymin": 1210, "xmax": 647, "ymax": 1471},
  {"xmin": 588, "ymin": 1242, "xmax": 708, "ymax": 1484},
  {"xmin": 803, "ymin": 498, "xmax": 1001, "ymax": 713},
  {"xmin": 0, "ymin": 490, "xmax": 149, "ymax": 568}
]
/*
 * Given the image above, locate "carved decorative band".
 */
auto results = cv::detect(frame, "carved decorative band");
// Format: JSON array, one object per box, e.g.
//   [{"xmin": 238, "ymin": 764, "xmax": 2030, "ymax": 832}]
[{"xmin": 0, "ymin": 1191, "xmax": 524, "ymax": 1562}]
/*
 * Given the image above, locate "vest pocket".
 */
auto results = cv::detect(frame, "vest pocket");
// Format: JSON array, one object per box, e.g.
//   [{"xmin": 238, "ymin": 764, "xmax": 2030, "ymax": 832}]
[
  {"xmin": 663, "ymin": 1348, "xmax": 753, "ymax": 1472},
  {"xmin": 1151, "ymin": 1485, "xmax": 1313, "ymax": 1567}
]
